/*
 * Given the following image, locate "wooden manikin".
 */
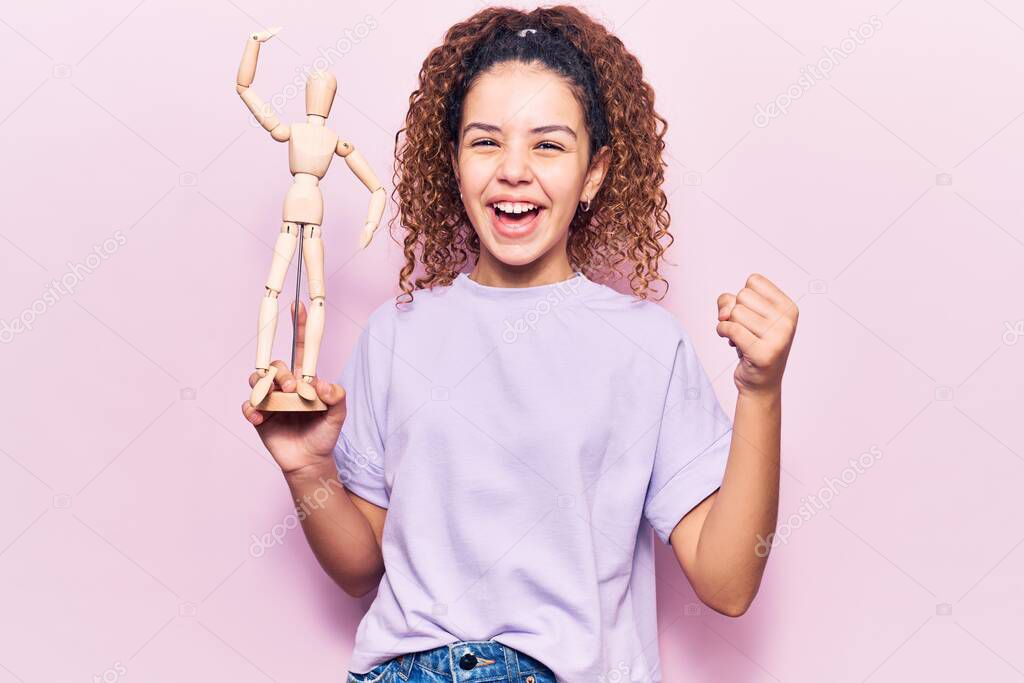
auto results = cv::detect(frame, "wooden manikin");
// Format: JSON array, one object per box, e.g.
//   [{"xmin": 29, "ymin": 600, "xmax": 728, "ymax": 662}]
[{"xmin": 237, "ymin": 28, "xmax": 387, "ymax": 409}]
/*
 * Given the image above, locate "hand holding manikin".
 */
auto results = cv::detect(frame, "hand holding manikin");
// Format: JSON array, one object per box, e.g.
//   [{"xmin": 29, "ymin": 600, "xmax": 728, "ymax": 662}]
[
  {"xmin": 242, "ymin": 301, "xmax": 350, "ymax": 473},
  {"xmin": 237, "ymin": 27, "xmax": 387, "ymax": 408}
]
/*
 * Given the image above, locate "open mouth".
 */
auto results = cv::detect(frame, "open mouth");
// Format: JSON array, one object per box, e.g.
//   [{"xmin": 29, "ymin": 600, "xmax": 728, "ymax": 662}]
[{"xmin": 491, "ymin": 204, "xmax": 542, "ymax": 226}]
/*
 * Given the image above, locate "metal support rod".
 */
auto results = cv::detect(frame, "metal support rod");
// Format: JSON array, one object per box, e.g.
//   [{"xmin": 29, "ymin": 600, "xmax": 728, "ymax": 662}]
[{"xmin": 290, "ymin": 226, "xmax": 305, "ymax": 374}]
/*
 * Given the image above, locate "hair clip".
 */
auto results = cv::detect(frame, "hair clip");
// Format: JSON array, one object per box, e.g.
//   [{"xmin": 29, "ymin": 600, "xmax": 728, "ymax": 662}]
[{"xmin": 517, "ymin": 28, "xmax": 538, "ymax": 37}]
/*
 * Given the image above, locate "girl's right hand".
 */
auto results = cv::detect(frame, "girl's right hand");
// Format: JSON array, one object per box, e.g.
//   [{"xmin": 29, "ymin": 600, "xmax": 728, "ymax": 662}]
[{"xmin": 241, "ymin": 303, "xmax": 348, "ymax": 476}]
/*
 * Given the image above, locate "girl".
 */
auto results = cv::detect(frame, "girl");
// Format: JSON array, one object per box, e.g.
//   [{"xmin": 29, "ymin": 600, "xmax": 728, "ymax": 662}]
[{"xmin": 243, "ymin": 6, "xmax": 797, "ymax": 683}]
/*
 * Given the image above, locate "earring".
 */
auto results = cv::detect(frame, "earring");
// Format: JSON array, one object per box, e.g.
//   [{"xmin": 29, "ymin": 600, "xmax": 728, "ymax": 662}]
[{"xmin": 581, "ymin": 198, "xmax": 591, "ymax": 212}]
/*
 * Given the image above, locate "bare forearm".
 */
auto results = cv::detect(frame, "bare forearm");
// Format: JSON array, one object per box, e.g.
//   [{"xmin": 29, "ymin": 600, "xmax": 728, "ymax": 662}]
[
  {"xmin": 693, "ymin": 389, "xmax": 781, "ymax": 614},
  {"xmin": 282, "ymin": 461, "xmax": 384, "ymax": 597}
]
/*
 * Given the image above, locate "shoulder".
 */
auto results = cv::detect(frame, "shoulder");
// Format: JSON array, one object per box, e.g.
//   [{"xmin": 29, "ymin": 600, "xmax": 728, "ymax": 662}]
[
  {"xmin": 362, "ymin": 279, "xmax": 460, "ymax": 336},
  {"xmin": 581, "ymin": 278, "xmax": 685, "ymax": 347}
]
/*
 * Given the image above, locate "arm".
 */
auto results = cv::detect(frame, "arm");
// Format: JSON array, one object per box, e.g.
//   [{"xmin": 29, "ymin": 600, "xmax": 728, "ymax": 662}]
[
  {"xmin": 235, "ymin": 28, "xmax": 290, "ymax": 142},
  {"xmin": 337, "ymin": 139, "xmax": 387, "ymax": 248},
  {"xmin": 670, "ymin": 392, "xmax": 780, "ymax": 616},
  {"xmin": 282, "ymin": 460, "xmax": 387, "ymax": 597},
  {"xmin": 243, "ymin": 304, "xmax": 390, "ymax": 598},
  {"xmin": 669, "ymin": 273, "xmax": 797, "ymax": 616}
]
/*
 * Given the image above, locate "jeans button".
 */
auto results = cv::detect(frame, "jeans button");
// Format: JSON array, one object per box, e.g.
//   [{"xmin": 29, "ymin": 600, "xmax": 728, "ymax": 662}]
[
  {"xmin": 526, "ymin": 676, "xmax": 536, "ymax": 683},
  {"xmin": 459, "ymin": 653, "xmax": 478, "ymax": 670}
]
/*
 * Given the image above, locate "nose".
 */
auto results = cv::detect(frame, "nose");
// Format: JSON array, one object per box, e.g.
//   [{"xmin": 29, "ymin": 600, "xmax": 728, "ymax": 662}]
[{"xmin": 496, "ymin": 145, "xmax": 533, "ymax": 185}]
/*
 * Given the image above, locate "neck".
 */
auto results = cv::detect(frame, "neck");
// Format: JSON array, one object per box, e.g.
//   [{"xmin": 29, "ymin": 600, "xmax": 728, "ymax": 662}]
[
  {"xmin": 306, "ymin": 114, "xmax": 326, "ymax": 126},
  {"xmin": 471, "ymin": 245, "xmax": 574, "ymax": 288}
]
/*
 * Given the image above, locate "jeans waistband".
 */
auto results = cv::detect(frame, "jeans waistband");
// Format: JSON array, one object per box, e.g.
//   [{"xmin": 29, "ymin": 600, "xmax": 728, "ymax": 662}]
[{"xmin": 392, "ymin": 639, "xmax": 552, "ymax": 682}]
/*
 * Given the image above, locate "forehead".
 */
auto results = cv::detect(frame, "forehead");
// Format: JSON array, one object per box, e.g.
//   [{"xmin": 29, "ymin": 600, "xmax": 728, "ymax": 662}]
[{"xmin": 462, "ymin": 62, "xmax": 585, "ymax": 133}]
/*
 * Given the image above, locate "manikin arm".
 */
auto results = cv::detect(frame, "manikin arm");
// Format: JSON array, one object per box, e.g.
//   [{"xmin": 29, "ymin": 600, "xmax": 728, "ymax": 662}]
[
  {"xmin": 236, "ymin": 28, "xmax": 290, "ymax": 142},
  {"xmin": 337, "ymin": 139, "xmax": 387, "ymax": 249}
]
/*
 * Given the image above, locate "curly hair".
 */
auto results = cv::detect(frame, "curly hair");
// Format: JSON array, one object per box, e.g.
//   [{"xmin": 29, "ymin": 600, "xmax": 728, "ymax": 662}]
[{"xmin": 388, "ymin": 5, "xmax": 675, "ymax": 305}]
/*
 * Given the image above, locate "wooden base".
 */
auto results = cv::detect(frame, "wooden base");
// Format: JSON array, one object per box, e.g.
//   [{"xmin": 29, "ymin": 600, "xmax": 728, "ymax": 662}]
[{"xmin": 253, "ymin": 390, "xmax": 327, "ymax": 412}]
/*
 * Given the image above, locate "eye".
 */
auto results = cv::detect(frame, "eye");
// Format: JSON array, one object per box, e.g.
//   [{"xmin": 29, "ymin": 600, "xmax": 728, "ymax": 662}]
[{"xmin": 469, "ymin": 139, "xmax": 564, "ymax": 151}]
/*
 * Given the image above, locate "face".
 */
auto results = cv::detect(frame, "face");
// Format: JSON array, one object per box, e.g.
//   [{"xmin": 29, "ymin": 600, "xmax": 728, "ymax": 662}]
[{"xmin": 452, "ymin": 61, "xmax": 609, "ymax": 275}]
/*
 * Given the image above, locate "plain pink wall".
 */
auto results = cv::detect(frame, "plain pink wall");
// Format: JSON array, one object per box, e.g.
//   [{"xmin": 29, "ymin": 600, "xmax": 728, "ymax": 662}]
[{"xmin": 2, "ymin": 0, "xmax": 1022, "ymax": 681}]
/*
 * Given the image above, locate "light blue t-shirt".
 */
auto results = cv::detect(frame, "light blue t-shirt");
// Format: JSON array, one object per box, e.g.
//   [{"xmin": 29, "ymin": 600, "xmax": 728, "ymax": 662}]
[{"xmin": 334, "ymin": 270, "xmax": 733, "ymax": 682}]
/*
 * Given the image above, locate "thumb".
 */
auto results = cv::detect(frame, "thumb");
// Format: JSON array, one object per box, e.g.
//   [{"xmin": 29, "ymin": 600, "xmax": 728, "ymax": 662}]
[{"xmin": 315, "ymin": 378, "xmax": 347, "ymax": 426}]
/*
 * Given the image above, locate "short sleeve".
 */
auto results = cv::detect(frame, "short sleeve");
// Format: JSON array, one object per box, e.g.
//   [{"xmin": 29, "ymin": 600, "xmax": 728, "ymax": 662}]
[
  {"xmin": 332, "ymin": 325, "xmax": 390, "ymax": 508},
  {"xmin": 643, "ymin": 323, "xmax": 733, "ymax": 544}
]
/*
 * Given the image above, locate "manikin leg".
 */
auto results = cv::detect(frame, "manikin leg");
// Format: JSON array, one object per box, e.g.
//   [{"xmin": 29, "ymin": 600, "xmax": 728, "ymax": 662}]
[
  {"xmin": 296, "ymin": 223, "xmax": 326, "ymax": 401},
  {"xmin": 249, "ymin": 222, "xmax": 299, "ymax": 406}
]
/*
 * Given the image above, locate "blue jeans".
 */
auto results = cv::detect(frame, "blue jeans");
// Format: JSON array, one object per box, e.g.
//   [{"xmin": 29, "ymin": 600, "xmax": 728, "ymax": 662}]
[{"xmin": 346, "ymin": 639, "xmax": 556, "ymax": 683}]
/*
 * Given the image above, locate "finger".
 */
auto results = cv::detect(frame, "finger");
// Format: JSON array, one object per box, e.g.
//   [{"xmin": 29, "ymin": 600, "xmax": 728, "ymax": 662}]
[
  {"xmin": 313, "ymin": 378, "xmax": 348, "ymax": 428},
  {"xmin": 241, "ymin": 400, "xmax": 269, "ymax": 427},
  {"xmin": 249, "ymin": 370, "xmax": 277, "ymax": 395},
  {"xmin": 716, "ymin": 319, "xmax": 759, "ymax": 355},
  {"xmin": 735, "ymin": 286, "xmax": 774, "ymax": 318},
  {"xmin": 727, "ymin": 304, "xmax": 771, "ymax": 337},
  {"xmin": 745, "ymin": 273, "xmax": 791, "ymax": 310},
  {"xmin": 292, "ymin": 300, "xmax": 307, "ymax": 364},
  {"xmin": 270, "ymin": 359, "xmax": 296, "ymax": 392},
  {"xmin": 717, "ymin": 293, "xmax": 737, "ymax": 321},
  {"xmin": 248, "ymin": 369, "xmax": 275, "ymax": 390}
]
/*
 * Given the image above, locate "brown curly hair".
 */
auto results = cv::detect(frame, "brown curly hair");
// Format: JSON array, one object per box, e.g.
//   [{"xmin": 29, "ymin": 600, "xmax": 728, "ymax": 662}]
[{"xmin": 388, "ymin": 4, "xmax": 675, "ymax": 305}]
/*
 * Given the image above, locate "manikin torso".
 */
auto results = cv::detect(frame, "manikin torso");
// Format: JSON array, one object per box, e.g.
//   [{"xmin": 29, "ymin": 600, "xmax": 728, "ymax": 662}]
[{"xmin": 283, "ymin": 117, "xmax": 339, "ymax": 225}]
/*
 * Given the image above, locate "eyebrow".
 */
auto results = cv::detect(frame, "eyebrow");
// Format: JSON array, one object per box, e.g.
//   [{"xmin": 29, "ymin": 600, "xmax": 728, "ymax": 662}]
[{"xmin": 462, "ymin": 122, "xmax": 577, "ymax": 140}]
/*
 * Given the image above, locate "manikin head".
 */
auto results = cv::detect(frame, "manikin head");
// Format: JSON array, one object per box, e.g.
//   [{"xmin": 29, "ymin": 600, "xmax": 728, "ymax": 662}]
[{"xmin": 306, "ymin": 69, "xmax": 337, "ymax": 119}]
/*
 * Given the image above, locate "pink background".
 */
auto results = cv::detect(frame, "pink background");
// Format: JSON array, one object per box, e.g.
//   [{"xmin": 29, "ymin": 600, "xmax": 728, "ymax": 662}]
[{"xmin": 2, "ymin": 1, "xmax": 1022, "ymax": 681}]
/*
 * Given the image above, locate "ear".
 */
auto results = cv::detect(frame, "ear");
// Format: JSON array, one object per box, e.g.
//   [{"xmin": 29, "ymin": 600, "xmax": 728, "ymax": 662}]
[{"xmin": 581, "ymin": 145, "xmax": 611, "ymax": 203}]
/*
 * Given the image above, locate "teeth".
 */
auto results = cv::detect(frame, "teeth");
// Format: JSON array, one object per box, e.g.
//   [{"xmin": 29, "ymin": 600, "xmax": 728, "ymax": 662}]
[{"xmin": 492, "ymin": 201, "xmax": 538, "ymax": 214}]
